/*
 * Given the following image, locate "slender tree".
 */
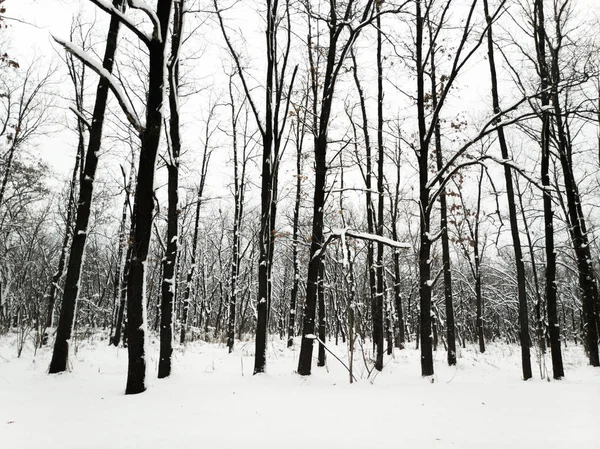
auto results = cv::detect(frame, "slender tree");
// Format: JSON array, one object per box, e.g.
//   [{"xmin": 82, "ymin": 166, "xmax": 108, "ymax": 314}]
[
  {"xmin": 215, "ymin": 0, "xmax": 297, "ymax": 374},
  {"xmin": 43, "ymin": 33, "xmax": 85, "ymax": 344},
  {"xmin": 110, "ymin": 158, "xmax": 134, "ymax": 347},
  {"xmin": 158, "ymin": 0, "xmax": 185, "ymax": 379},
  {"xmin": 546, "ymin": 0, "xmax": 599, "ymax": 367},
  {"xmin": 287, "ymin": 92, "xmax": 307, "ymax": 348},
  {"xmin": 180, "ymin": 110, "xmax": 213, "ymax": 344},
  {"xmin": 426, "ymin": 15, "xmax": 457, "ymax": 366},
  {"xmin": 226, "ymin": 78, "xmax": 248, "ymax": 353},
  {"xmin": 48, "ymin": 0, "xmax": 126, "ymax": 374},
  {"xmin": 483, "ymin": 0, "xmax": 532, "ymax": 379},
  {"xmin": 374, "ymin": 7, "xmax": 386, "ymax": 371},
  {"xmin": 298, "ymin": 0, "xmax": 399, "ymax": 376}
]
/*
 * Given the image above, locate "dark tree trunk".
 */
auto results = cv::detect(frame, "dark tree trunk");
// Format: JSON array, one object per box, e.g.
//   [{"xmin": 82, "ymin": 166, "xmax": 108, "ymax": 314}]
[
  {"xmin": 536, "ymin": 0, "xmax": 565, "ymax": 375},
  {"xmin": 350, "ymin": 51, "xmax": 377, "ymax": 357},
  {"xmin": 483, "ymin": 0, "xmax": 532, "ymax": 380},
  {"xmin": 546, "ymin": 7, "xmax": 599, "ymax": 367},
  {"xmin": 474, "ymin": 170, "xmax": 485, "ymax": 354},
  {"xmin": 253, "ymin": 125, "xmax": 272, "ymax": 374},
  {"xmin": 317, "ymin": 260, "xmax": 326, "ymax": 366},
  {"xmin": 390, "ymin": 139, "xmax": 405, "ymax": 349},
  {"xmin": 49, "ymin": 0, "xmax": 124, "ymax": 374},
  {"xmin": 516, "ymin": 180, "xmax": 546, "ymax": 355},
  {"xmin": 298, "ymin": 0, "xmax": 375, "ymax": 376},
  {"xmin": 44, "ymin": 125, "xmax": 82, "ymax": 345},
  {"xmin": 374, "ymin": 9, "xmax": 385, "ymax": 371},
  {"xmin": 251, "ymin": 0, "xmax": 276, "ymax": 374},
  {"xmin": 227, "ymin": 79, "xmax": 246, "ymax": 354},
  {"xmin": 416, "ymin": 0, "xmax": 434, "ymax": 377},
  {"xmin": 126, "ymin": 0, "xmax": 174, "ymax": 394},
  {"xmin": 113, "ymin": 240, "xmax": 132, "ymax": 347},
  {"xmin": 288, "ymin": 111, "xmax": 304, "ymax": 348},
  {"xmin": 158, "ymin": 1, "xmax": 183, "ymax": 379},
  {"xmin": 429, "ymin": 33, "xmax": 456, "ymax": 366},
  {"xmin": 251, "ymin": 0, "xmax": 296, "ymax": 374},
  {"xmin": 298, "ymin": 131, "xmax": 327, "ymax": 375},
  {"xmin": 385, "ymin": 284, "xmax": 393, "ymax": 356}
]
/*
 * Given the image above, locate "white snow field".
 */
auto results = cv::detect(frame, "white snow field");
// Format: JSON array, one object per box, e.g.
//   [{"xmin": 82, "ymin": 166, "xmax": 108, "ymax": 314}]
[{"xmin": 1, "ymin": 333, "xmax": 598, "ymax": 449}]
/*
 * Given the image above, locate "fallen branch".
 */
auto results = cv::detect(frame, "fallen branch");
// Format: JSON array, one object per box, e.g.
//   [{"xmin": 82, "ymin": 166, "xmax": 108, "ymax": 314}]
[{"xmin": 311, "ymin": 334, "xmax": 358, "ymax": 383}]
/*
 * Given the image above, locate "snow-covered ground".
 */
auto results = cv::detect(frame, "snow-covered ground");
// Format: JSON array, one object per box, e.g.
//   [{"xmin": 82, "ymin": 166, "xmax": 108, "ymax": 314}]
[{"xmin": 1, "ymin": 333, "xmax": 598, "ymax": 448}]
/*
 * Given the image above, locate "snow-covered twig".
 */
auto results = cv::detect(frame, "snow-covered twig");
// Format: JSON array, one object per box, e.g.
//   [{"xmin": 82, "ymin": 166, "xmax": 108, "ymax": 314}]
[{"xmin": 53, "ymin": 36, "xmax": 144, "ymax": 134}]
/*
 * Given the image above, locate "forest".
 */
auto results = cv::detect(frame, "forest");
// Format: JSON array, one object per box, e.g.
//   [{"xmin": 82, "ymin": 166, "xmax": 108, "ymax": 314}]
[{"xmin": 0, "ymin": 0, "xmax": 599, "ymax": 445}]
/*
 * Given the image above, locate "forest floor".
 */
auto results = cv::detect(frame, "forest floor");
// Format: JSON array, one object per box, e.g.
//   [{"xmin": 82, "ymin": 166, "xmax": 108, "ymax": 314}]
[{"xmin": 1, "ymin": 332, "xmax": 598, "ymax": 448}]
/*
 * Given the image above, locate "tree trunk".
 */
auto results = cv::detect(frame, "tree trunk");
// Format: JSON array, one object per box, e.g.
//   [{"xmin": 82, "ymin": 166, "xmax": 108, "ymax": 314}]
[
  {"xmin": 49, "ymin": 0, "xmax": 124, "ymax": 374},
  {"xmin": 374, "ymin": 9, "xmax": 385, "ymax": 371},
  {"xmin": 390, "ymin": 138, "xmax": 405, "ymax": 349},
  {"xmin": 317, "ymin": 260, "xmax": 326, "ymax": 367},
  {"xmin": 483, "ymin": 0, "xmax": 532, "ymax": 380},
  {"xmin": 350, "ymin": 51, "xmax": 377, "ymax": 358},
  {"xmin": 227, "ymin": 79, "xmax": 245, "ymax": 354},
  {"xmin": 158, "ymin": 1, "xmax": 183, "ymax": 379},
  {"xmin": 126, "ymin": 0, "xmax": 174, "ymax": 394},
  {"xmin": 298, "ymin": 0, "xmax": 374, "ymax": 376},
  {"xmin": 110, "ymin": 156, "xmax": 134, "ymax": 346},
  {"xmin": 288, "ymin": 113, "xmax": 304, "ymax": 348},
  {"xmin": 430, "ymin": 34, "xmax": 456, "ymax": 366},
  {"xmin": 546, "ymin": 9, "xmax": 599, "ymax": 367},
  {"xmin": 298, "ymin": 131, "xmax": 327, "ymax": 375},
  {"xmin": 416, "ymin": 0, "xmax": 434, "ymax": 377},
  {"xmin": 44, "ymin": 126, "xmax": 82, "ymax": 345}
]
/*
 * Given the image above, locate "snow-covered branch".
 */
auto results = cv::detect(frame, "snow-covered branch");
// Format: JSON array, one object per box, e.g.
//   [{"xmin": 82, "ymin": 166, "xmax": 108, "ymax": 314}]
[
  {"xmin": 69, "ymin": 107, "xmax": 91, "ymax": 131},
  {"xmin": 313, "ymin": 228, "xmax": 412, "ymax": 261},
  {"xmin": 426, "ymin": 99, "xmax": 538, "ymax": 191},
  {"xmin": 339, "ymin": 229, "xmax": 412, "ymax": 249},
  {"xmin": 87, "ymin": 0, "xmax": 152, "ymax": 46},
  {"xmin": 127, "ymin": 0, "xmax": 162, "ymax": 42},
  {"xmin": 53, "ymin": 36, "xmax": 144, "ymax": 134}
]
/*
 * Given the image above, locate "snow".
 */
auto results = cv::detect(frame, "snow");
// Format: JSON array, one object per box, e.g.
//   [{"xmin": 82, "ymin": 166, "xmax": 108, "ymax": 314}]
[{"xmin": 1, "ymin": 333, "xmax": 598, "ymax": 449}]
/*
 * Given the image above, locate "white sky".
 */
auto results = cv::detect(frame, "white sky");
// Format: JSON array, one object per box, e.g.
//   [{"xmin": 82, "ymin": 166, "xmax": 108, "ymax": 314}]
[{"xmin": 4, "ymin": 0, "xmax": 600, "ymax": 248}]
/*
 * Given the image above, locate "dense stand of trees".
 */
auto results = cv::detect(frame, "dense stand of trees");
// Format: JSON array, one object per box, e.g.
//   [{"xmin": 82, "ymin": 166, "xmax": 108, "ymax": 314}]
[{"xmin": 0, "ymin": 0, "xmax": 599, "ymax": 393}]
